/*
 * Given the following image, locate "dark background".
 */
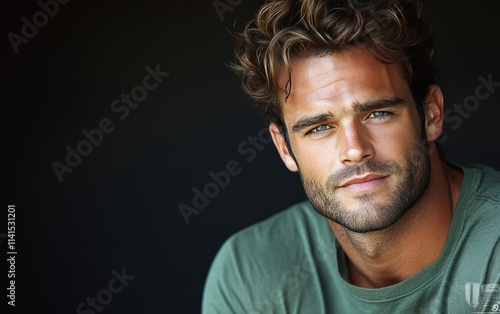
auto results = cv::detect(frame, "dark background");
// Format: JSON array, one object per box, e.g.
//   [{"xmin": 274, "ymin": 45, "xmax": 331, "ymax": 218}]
[{"xmin": 1, "ymin": 0, "xmax": 499, "ymax": 313}]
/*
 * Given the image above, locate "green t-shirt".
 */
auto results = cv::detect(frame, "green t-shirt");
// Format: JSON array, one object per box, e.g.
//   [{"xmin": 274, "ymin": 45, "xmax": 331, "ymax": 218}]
[{"xmin": 202, "ymin": 165, "xmax": 500, "ymax": 313}]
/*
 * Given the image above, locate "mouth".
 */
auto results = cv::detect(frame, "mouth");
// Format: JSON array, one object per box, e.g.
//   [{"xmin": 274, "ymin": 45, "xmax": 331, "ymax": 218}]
[{"xmin": 338, "ymin": 173, "xmax": 388, "ymax": 192}]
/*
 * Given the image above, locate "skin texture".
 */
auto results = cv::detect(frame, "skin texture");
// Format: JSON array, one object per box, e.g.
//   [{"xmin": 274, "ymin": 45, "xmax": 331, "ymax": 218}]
[{"xmin": 269, "ymin": 47, "xmax": 464, "ymax": 288}]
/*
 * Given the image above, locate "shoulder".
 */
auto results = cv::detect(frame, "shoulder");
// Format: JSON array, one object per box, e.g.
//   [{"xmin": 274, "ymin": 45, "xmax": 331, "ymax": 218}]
[
  {"xmin": 463, "ymin": 164, "xmax": 500, "ymax": 207},
  {"xmin": 472, "ymin": 164, "xmax": 500, "ymax": 198},
  {"xmin": 202, "ymin": 200, "xmax": 333, "ymax": 313},
  {"xmin": 454, "ymin": 164, "xmax": 500, "ymax": 263},
  {"xmin": 451, "ymin": 165, "xmax": 500, "ymax": 307},
  {"xmin": 207, "ymin": 200, "xmax": 326, "ymax": 276},
  {"xmin": 225, "ymin": 200, "xmax": 321, "ymax": 249}
]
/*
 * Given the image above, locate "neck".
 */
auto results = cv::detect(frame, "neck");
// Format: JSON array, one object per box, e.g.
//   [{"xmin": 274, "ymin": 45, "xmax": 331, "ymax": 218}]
[{"xmin": 329, "ymin": 148, "xmax": 463, "ymax": 288}]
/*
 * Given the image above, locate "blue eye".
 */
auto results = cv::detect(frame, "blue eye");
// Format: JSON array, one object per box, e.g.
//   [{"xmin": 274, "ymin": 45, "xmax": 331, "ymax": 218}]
[
  {"xmin": 306, "ymin": 124, "xmax": 332, "ymax": 139},
  {"xmin": 311, "ymin": 125, "xmax": 330, "ymax": 133},
  {"xmin": 368, "ymin": 111, "xmax": 391, "ymax": 118},
  {"xmin": 368, "ymin": 111, "xmax": 392, "ymax": 119},
  {"xmin": 369, "ymin": 111, "xmax": 387, "ymax": 118}
]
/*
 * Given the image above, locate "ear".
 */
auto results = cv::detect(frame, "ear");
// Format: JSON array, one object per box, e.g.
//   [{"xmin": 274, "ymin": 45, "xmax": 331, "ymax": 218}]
[
  {"xmin": 269, "ymin": 123, "xmax": 299, "ymax": 172},
  {"xmin": 423, "ymin": 84, "xmax": 445, "ymax": 142}
]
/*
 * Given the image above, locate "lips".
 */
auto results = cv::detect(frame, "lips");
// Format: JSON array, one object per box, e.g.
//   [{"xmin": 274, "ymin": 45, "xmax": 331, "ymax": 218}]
[{"xmin": 339, "ymin": 173, "xmax": 388, "ymax": 190}]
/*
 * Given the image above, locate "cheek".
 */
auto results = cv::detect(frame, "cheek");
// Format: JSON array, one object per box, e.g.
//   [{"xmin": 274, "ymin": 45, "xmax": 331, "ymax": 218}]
[
  {"xmin": 371, "ymin": 121, "xmax": 422, "ymax": 159},
  {"xmin": 290, "ymin": 137, "xmax": 338, "ymax": 177}
]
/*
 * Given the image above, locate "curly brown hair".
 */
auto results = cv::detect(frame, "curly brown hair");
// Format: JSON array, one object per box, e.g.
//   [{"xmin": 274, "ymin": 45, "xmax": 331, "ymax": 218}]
[{"xmin": 231, "ymin": 0, "xmax": 437, "ymax": 134}]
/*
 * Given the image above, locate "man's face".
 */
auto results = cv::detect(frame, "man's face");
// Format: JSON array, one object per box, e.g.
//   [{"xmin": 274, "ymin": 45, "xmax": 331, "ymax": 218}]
[{"xmin": 272, "ymin": 47, "xmax": 431, "ymax": 233}]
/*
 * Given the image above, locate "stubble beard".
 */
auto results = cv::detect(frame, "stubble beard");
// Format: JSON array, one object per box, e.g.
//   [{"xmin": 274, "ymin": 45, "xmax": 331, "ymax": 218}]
[{"xmin": 301, "ymin": 143, "xmax": 431, "ymax": 233}]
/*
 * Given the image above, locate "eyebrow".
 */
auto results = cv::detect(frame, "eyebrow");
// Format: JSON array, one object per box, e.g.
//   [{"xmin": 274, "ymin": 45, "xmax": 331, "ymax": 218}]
[
  {"xmin": 292, "ymin": 112, "xmax": 335, "ymax": 133},
  {"xmin": 352, "ymin": 97, "xmax": 406, "ymax": 113},
  {"xmin": 291, "ymin": 97, "xmax": 406, "ymax": 134}
]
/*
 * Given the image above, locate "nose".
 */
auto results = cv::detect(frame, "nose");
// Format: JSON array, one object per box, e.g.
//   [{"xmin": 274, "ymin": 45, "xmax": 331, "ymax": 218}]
[{"xmin": 338, "ymin": 120, "xmax": 374, "ymax": 164}]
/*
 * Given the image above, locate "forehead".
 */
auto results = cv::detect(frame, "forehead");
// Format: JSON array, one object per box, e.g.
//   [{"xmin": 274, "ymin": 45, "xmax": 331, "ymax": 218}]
[{"xmin": 279, "ymin": 48, "xmax": 412, "ymax": 116}]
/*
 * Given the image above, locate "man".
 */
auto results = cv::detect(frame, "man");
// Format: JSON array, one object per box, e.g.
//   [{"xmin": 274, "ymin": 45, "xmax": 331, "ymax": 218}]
[{"xmin": 203, "ymin": 0, "xmax": 500, "ymax": 312}]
